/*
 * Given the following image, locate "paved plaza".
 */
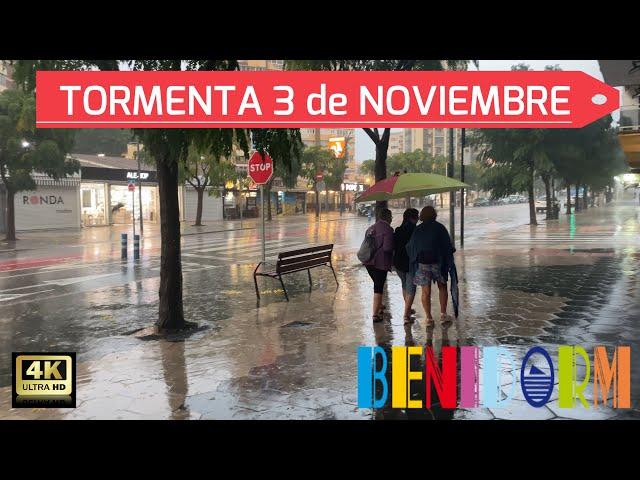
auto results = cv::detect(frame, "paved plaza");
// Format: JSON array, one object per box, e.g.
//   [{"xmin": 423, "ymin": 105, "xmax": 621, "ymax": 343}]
[{"xmin": 0, "ymin": 202, "xmax": 638, "ymax": 419}]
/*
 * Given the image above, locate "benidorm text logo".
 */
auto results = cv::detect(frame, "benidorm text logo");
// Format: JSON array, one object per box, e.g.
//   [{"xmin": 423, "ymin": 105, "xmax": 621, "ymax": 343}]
[{"xmin": 357, "ymin": 345, "xmax": 631, "ymax": 409}]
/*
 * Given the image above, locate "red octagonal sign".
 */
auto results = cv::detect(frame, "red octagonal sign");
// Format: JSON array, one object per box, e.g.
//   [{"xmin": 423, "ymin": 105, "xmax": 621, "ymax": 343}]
[{"xmin": 248, "ymin": 151, "xmax": 273, "ymax": 185}]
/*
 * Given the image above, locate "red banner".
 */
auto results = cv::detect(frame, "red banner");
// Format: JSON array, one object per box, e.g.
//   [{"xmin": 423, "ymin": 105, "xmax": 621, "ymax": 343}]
[{"xmin": 36, "ymin": 70, "xmax": 619, "ymax": 129}]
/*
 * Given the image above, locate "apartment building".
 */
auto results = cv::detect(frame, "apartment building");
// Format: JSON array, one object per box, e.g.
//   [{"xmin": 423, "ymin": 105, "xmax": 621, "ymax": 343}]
[
  {"xmin": 598, "ymin": 60, "xmax": 640, "ymax": 174},
  {"xmin": 403, "ymin": 128, "xmax": 463, "ymax": 158},
  {"xmin": 388, "ymin": 130, "xmax": 404, "ymax": 156}
]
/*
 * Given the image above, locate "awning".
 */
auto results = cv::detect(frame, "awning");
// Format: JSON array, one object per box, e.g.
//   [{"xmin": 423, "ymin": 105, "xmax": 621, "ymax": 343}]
[{"xmin": 32, "ymin": 176, "xmax": 81, "ymax": 187}]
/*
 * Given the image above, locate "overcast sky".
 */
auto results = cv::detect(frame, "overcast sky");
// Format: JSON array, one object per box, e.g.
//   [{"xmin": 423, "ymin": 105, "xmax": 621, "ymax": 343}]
[{"xmin": 354, "ymin": 60, "xmax": 608, "ymax": 161}]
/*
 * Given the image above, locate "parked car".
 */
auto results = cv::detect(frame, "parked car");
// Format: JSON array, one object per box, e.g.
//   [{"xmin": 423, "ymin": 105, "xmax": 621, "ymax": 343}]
[
  {"xmin": 357, "ymin": 203, "xmax": 374, "ymax": 217},
  {"xmin": 473, "ymin": 198, "xmax": 491, "ymax": 207},
  {"xmin": 535, "ymin": 196, "xmax": 560, "ymax": 213},
  {"xmin": 507, "ymin": 194, "xmax": 527, "ymax": 204}
]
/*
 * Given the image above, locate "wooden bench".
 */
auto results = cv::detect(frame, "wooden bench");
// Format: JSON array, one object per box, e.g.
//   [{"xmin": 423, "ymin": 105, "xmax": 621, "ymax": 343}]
[{"xmin": 253, "ymin": 244, "xmax": 338, "ymax": 301}]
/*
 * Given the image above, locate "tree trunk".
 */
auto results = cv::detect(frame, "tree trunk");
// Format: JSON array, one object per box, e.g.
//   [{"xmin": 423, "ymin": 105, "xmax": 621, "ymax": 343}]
[
  {"xmin": 574, "ymin": 185, "xmax": 580, "ymax": 212},
  {"xmin": 156, "ymin": 158, "xmax": 185, "ymax": 331},
  {"xmin": 314, "ymin": 184, "xmax": 320, "ymax": 218},
  {"xmin": 194, "ymin": 187, "xmax": 204, "ymax": 226},
  {"xmin": 4, "ymin": 188, "xmax": 16, "ymax": 241},
  {"xmin": 566, "ymin": 186, "xmax": 572, "ymax": 214},
  {"xmin": 372, "ymin": 129, "xmax": 390, "ymax": 213},
  {"xmin": 582, "ymin": 185, "xmax": 588, "ymax": 210},
  {"xmin": 528, "ymin": 165, "xmax": 537, "ymax": 225},
  {"xmin": 543, "ymin": 175, "xmax": 552, "ymax": 220}
]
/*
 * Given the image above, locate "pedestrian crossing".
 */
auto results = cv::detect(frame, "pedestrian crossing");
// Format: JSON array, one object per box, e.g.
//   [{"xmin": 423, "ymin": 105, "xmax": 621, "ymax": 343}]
[
  {"xmin": 469, "ymin": 231, "xmax": 639, "ymax": 248},
  {"xmin": 177, "ymin": 236, "xmax": 346, "ymax": 268}
]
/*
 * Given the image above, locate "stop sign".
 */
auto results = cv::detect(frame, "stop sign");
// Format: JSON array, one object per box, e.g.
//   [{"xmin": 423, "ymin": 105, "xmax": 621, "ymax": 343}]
[{"xmin": 248, "ymin": 151, "xmax": 273, "ymax": 185}]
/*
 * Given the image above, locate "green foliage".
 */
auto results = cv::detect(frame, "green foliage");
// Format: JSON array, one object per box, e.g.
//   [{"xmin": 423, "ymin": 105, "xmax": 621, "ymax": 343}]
[
  {"xmin": 360, "ymin": 159, "xmax": 375, "ymax": 176},
  {"xmin": 252, "ymin": 129, "xmax": 304, "ymax": 188},
  {"xmin": 0, "ymin": 89, "xmax": 78, "ymax": 192},
  {"xmin": 11, "ymin": 60, "xmax": 120, "ymax": 93},
  {"xmin": 178, "ymin": 142, "xmax": 237, "ymax": 198},
  {"xmin": 72, "ymin": 129, "xmax": 133, "ymax": 155},
  {"xmin": 300, "ymin": 146, "xmax": 336, "ymax": 187}
]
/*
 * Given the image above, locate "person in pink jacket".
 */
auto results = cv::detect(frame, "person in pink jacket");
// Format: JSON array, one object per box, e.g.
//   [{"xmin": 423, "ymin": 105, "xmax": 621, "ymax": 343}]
[{"xmin": 363, "ymin": 208, "xmax": 394, "ymax": 322}]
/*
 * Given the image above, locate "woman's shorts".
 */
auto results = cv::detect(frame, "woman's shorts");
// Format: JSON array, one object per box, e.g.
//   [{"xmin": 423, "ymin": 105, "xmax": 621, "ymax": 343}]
[
  {"xmin": 397, "ymin": 269, "xmax": 416, "ymax": 296},
  {"xmin": 414, "ymin": 263, "xmax": 446, "ymax": 286},
  {"xmin": 365, "ymin": 265, "xmax": 388, "ymax": 294}
]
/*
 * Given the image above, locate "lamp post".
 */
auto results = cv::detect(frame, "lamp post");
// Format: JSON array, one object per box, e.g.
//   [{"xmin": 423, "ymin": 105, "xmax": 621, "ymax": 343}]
[
  {"xmin": 135, "ymin": 142, "xmax": 144, "ymax": 236},
  {"xmin": 448, "ymin": 129, "xmax": 455, "ymax": 246},
  {"xmin": 460, "ymin": 128, "xmax": 465, "ymax": 248}
]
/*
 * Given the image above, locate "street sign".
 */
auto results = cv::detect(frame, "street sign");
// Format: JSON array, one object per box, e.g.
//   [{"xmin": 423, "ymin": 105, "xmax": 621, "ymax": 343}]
[
  {"xmin": 317, "ymin": 181, "xmax": 326, "ymax": 192},
  {"xmin": 248, "ymin": 151, "xmax": 273, "ymax": 185},
  {"xmin": 315, "ymin": 172, "xmax": 324, "ymax": 182},
  {"xmin": 128, "ymin": 181, "xmax": 135, "ymax": 192}
]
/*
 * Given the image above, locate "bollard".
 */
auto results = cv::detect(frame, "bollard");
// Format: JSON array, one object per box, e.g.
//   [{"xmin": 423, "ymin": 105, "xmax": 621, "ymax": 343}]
[
  {"xmin": 133, "ymin": 234, "xmax": 140, "ymax": 260},
  {"xmin": 121, "ymin": 233, "xmax": 128, "ymax": 259}
]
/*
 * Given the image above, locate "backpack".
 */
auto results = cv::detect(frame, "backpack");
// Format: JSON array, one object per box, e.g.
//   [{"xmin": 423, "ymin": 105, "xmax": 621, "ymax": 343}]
[{"xmin": 357, "ymin": 227, "xmax": 378, "ymax": 263}]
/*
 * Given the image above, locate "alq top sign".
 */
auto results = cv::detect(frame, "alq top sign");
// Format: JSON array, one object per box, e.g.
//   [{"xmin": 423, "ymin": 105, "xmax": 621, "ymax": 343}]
[{"xmin": 35, "ymin": 71, "xmax": 619, "ymax": 129}]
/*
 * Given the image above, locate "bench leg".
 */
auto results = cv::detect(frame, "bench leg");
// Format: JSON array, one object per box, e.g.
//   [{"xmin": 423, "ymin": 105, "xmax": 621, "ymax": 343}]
[
  {"xmin": 279, "ymin": 275, "xmax": 289, "ymax": 301},
  {"xmin": 253, "ymin": 262, "xmax": 263, "ymax": 300},
  {"xmin": 329, "ymin": 263, "xmax": 339, "ymax": 286},
  {"xmin": 307, "ymin": 269, "xmax": 312, "ymax": 289},
  {"xmin": 254, "ymin": 274, "xmax": 261, "ymax": 300}
]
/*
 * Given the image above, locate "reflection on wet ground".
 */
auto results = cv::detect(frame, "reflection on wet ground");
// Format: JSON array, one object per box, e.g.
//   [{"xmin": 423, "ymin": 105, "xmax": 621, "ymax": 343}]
[{"xmin": 0, "ymin": 203, "xmax": 639, "ymax": 419}]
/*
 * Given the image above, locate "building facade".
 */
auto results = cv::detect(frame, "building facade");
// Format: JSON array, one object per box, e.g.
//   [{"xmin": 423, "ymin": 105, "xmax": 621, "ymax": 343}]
[
  {"xmin": 598, "ymin": 61, "xmax": 640, "ymax": 175},
  {"xmin": 403, "ymin": 128, "xmax": 463, "ymax": 158},
  {"xmin": 388, "ymin": 131, "xmax": 404, "ymax": 156},
  {"xmin": 0, "ymin": 61, "xmax": 15, "ymax": 92}
]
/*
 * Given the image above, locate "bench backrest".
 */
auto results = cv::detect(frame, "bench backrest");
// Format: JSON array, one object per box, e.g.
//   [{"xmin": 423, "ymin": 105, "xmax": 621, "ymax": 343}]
[{"xmin": 276, "ymin": 244, "xmax": 334, "ymax": 275}]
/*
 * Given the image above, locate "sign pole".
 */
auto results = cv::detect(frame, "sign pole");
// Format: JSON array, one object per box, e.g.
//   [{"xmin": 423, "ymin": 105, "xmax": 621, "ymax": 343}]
[
  {"xmin": 137, "ymin": 143, "xmax": 144, "ymax": 236},
  {"xmin": 260, "ymin": 185, "xmax": 266, "ymax": 262},
  {"xmin": 460, "ymin": 128, "xmax": 465, "ymax": 248},
  {"xmin": 131, "ymin": 182, "xmax": 136, "ymax": 238},
  {"xmin": 448, "ymin": 129, "xmax": 455, "ymax": 247},
  {"xmin": 239, "ymin": 189, "xmax": 243, "ymax": 229}
]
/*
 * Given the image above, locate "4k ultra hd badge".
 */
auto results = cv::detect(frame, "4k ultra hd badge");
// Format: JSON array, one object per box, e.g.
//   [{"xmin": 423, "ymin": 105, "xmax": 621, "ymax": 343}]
[{"xmin": 12, "ymin": 352, "xmax": 76, "ymax": 408}]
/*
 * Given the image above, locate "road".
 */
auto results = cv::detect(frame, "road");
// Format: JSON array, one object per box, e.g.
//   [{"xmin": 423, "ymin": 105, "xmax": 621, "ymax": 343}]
[{"xmin": 0, "ymin": 202, "xmax": 638, "ymax": 411}]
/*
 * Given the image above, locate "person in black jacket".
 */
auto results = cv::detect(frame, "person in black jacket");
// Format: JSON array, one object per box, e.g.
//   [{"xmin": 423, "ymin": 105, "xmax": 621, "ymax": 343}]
[
  {"xmin": 406, "ymin": 206, "xmax": 456, "ymax": 326},
  {"xmin": 393, "ymin": 208, "xmax": 419, "ymax": 324}
]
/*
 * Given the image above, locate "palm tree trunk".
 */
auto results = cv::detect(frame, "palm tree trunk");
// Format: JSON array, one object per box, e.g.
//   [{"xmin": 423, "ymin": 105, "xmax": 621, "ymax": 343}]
[
  {"xmin": 574, "ymin": 186, "xmax": 580, "ymax": 213},
  {"xmin": 582, "ymin": 185, "xmax": 588, "ymax": 210},
  {"xmin": 314, "ymin": 184, "xmax": 320, "ymax": 218},
  {"xmin": 566, "ymin": 186, "xmax": 572, "ymax": 214}
]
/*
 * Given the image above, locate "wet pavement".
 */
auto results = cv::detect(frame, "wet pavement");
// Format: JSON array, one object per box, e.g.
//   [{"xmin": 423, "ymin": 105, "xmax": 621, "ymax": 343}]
[{"xmin": 0, "ymin": 202, "xmax": 638, "ymax": 419}]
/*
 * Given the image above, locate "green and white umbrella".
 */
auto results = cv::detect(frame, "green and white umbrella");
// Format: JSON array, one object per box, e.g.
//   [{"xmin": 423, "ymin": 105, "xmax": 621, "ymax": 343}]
[{"xmin": 355, "ymin": 173, "xmax": 469, "ymax": 202}]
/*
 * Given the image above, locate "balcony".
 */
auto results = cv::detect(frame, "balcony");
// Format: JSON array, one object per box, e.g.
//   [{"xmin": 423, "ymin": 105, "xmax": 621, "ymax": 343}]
[
  {"xmin": 617, "ymin": 106, "xmax": 640, "ymax": 172},
  {"xmin": 619, "ymin": 105, "xmax": 640, "ymax": 133}
]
